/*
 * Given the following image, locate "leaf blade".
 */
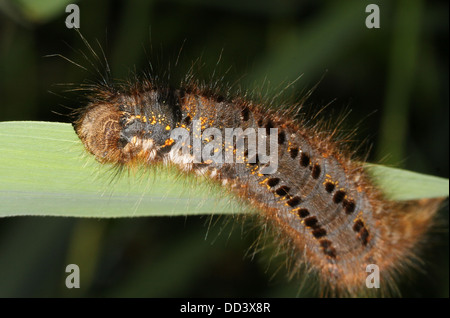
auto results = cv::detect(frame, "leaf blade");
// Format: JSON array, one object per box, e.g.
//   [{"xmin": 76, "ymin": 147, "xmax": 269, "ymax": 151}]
[
  {"xmin": 0, "ymin": 121, "xmax": 448, "ymax": 218},
  {"xmin": 0, "ymin": 121, "xmax": 246, "ymax": 217}
]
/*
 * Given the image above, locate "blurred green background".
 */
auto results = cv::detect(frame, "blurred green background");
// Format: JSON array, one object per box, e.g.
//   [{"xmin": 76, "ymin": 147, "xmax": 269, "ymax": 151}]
[{"xmin": 0, "ymin": 0, "xmax": 448, "ymax": 297}]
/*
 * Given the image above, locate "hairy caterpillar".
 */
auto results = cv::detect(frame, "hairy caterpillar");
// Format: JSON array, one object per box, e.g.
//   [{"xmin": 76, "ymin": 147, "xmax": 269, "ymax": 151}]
[{"xmin": 71, "ymin": 57, "xmax": 444, "ymax": 296}]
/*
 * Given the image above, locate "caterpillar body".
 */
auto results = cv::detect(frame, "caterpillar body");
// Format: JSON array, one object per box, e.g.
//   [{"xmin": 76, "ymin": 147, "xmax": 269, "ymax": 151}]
[{"xmin": 74, "ymin": 78, "xmax": 442, "ymax": 296}]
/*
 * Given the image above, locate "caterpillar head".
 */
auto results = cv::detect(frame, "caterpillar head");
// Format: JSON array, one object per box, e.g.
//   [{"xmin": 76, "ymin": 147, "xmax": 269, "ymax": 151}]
[{"xmin": 74, "ymin": 88, "xmax": 182, "ymax": 164}]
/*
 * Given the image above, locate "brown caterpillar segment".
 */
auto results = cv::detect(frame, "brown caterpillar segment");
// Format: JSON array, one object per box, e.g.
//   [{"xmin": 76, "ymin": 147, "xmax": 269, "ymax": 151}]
[{"xmin": 74, "ymin": 82, "xmax": 442, "ymax": 296}]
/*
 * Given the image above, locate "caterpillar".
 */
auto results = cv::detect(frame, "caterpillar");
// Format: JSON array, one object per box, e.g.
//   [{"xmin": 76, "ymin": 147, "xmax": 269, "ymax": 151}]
[{"xmin": 72, "ymin": 70, "xmax": 444, "ymax": 296}]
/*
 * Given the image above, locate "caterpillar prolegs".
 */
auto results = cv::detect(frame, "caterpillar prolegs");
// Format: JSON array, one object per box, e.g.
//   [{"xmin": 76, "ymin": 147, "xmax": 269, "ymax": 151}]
[{"xmin": 74, "ymin": 79, "xmax": 443, "ymax": 296}]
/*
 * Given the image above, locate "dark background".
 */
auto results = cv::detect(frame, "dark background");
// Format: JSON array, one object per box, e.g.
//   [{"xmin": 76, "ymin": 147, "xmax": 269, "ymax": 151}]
[{"xmin": 0, "ymin": 0, "xmax": 448, "ymax": 297}]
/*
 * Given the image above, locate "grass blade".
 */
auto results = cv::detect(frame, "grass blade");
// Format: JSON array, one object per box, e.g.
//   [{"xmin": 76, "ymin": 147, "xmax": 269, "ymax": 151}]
[{"xmin": 0, "ymin": 121, "xmax": 448, "ymax": 218}]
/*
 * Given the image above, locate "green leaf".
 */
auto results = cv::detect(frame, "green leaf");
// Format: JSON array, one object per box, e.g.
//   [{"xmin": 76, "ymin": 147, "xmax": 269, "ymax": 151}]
[
  {"xmin": 0, "ymin": 121, "xmax": 448, "ymax": 218},
  {"xmin": 14, "ymin": 0, "xmax": 75, "ymax": 23},
  {"xmin": 0, "ymin": 121, "xmax": 248, "ymax": 218},
  {"xmin": 364, "ymin": 163, "xmax": 449, "ymax": 201}
]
